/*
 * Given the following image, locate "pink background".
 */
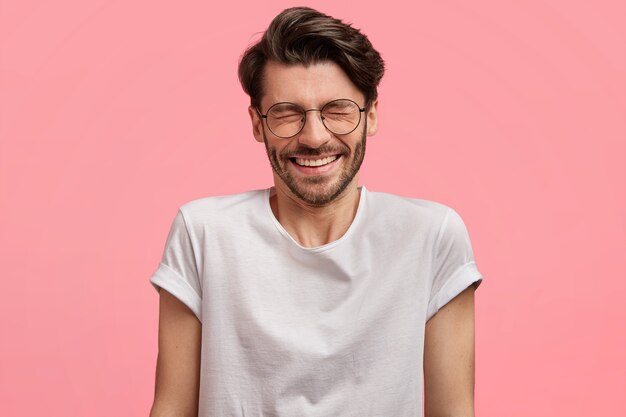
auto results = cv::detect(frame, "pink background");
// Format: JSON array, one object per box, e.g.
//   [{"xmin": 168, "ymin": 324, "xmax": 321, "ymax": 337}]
[{"xmin": 1, "ymin": 0, "xmax": 624, "ymax": 416}]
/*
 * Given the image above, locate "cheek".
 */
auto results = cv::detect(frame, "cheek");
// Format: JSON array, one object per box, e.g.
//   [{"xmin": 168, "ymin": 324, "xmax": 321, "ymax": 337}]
[{"xmin": 266, "ymin": 140, "xmax": 289, "ymax": 160}]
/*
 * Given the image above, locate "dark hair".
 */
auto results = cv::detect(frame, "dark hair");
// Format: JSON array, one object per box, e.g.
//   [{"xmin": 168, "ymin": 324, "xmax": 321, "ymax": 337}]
[{"xmin": 238, "ymin": 7, "xmax": 385, "ymax": 110}]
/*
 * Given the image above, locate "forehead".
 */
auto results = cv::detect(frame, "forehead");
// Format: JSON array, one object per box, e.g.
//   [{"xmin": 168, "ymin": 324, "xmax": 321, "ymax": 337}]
[{"xmin": 261, "ymin": 60, "xmax": 365, "ymax": 109}]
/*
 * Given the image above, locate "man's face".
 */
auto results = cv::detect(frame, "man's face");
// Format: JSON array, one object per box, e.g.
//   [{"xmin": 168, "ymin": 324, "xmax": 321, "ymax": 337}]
[{"xmin": 248, "ymin": 60, "xmax": 378, "ymax": 206}]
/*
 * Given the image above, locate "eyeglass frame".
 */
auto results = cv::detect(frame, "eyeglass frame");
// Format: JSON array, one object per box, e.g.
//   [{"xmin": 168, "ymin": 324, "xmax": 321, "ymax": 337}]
[{"xmin": 255, "ymin": 98, "xmax": 367, "ymax": 138}]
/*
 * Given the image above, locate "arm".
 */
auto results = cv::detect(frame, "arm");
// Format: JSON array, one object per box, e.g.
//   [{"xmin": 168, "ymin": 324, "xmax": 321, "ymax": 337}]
[
  {"xmin": 424, "ymin": 284, "xmax": 477, "ymax": 417},
  {"xmin": 150, "ymin": 288, "xmax": 202, "ymax": 417}
]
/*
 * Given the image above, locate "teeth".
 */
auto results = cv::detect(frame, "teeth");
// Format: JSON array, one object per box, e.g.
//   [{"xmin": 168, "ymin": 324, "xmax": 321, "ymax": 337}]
[{"xmin": 295, "ymin": 155, "xmax": 338, "ymax": 167}]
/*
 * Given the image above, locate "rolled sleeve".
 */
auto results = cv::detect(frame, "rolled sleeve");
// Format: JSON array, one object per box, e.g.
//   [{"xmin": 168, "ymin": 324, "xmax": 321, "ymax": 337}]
[
  {"xmin": 427, "ymin": 207, "xmax": 483, "ymax": 321},
  {"xmin": 149, "ymin": 208, "xmax": 203, "ymax": 322},
  {"xmin": 151, "ymin": 262, "xmax": 202, "ymax": 322}
]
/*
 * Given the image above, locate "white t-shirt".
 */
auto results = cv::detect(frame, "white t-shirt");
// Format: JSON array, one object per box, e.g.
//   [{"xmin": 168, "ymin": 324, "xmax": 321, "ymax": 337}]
[{"xmin": 149, "ymin": 185, "xmax": 483, "ymax": 417}]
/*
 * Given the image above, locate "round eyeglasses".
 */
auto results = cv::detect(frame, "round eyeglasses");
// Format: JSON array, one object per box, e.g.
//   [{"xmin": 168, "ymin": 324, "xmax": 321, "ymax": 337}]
[{"xmin": 256, "ymin": 98, "xmax": 366, "ymax": 138}]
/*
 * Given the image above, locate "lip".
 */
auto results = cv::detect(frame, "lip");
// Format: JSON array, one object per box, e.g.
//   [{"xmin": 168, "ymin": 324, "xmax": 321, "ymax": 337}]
[{"xmin": 289, "ymin": 155, "xmax": 342, "ymax": 175}]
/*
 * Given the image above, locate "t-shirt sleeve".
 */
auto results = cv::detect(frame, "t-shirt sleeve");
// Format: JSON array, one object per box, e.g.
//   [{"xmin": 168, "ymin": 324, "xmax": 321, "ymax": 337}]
[
  {"xmin": 149, "ymin": 208, "xmax": 202, "ymax": 322},
  {"xmin": 427, "ymin": 207, "xmax": 483, "ymax": 321}
]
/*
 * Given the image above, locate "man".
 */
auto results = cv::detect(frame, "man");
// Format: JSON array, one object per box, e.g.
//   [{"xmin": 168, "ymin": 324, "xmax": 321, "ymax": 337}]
[{"xmin": 149, "ymin": 7, "xmax": 483, "ymax": 417}]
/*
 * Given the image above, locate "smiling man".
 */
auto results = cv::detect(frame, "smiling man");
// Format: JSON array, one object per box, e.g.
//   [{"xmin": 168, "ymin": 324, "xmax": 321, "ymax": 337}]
[{"xmin": 149, "ymin": 7, "xmax": 483, "ymax": 417}]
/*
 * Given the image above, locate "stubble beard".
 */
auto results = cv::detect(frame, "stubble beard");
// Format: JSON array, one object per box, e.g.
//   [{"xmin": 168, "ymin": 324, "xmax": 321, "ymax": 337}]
[{"xmin": 262, "ymin": 122, "xmax": 367, "ymax": 207}]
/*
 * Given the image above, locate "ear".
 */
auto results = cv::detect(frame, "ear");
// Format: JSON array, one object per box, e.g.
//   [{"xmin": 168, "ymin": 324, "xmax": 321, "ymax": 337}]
[
  {"xmin": 365, "ymin": 99, "xmax": 378, "ymax": 136},
  {"xmin": 248, "ymin": 105, "xmax": 265, "ymax": 143}
]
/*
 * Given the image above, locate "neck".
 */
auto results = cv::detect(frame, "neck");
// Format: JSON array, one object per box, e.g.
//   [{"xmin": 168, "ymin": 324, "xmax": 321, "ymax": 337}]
[{"xmin": 269, "ymin": 178, "xmax": 362, "ymax": 248}]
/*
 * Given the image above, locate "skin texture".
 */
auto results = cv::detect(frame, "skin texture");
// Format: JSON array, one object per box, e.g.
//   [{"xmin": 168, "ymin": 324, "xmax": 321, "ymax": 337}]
[
  {"xmin": 149, "ymin": 289, "xmax": 201, "ymax": 417},
  {"xmin": 259, "ymin": 102, "xmax": 367, "ymax": 207},
  {"xmin": 424, "ymin": 284, "xmax": 477, "ymax": 417}
]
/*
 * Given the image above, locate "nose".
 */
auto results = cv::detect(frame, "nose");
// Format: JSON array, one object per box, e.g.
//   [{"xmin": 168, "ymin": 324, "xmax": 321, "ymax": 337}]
[{"xmin": 297, "ymin": 110, "xmax": 331, "ymax": 148}]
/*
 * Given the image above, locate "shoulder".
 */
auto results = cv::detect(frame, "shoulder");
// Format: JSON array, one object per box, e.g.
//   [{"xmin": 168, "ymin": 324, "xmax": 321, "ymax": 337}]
[
  {"xmin": 176, "ymin": 188, "xmax": 267, "ymax": 227},
  {"xmin": 365, "ymin": 188, "xmax": 452, "ymax": 225},
  {"xmin": 360, "ymin": 188, "xmax": 458, "ymax": 245}
]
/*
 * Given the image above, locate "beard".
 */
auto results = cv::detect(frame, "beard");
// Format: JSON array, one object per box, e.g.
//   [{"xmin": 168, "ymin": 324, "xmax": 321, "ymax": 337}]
[{"xmin": 262, "ymin": 121, "xmax": 367, "ymax": 207}]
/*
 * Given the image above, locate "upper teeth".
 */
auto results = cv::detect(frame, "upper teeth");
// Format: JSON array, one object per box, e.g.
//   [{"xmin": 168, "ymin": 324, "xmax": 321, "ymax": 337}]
[{"xmin": 295, "ymin": 155, "xmax": 338, "ymax": 167}]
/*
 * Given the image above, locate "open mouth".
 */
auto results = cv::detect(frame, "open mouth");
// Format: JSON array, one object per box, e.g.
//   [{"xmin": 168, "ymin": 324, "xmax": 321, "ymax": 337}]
[
  {"xmin": 287, "ymin": 154, "xmax": 343, "ymax": 174},
  {"xmin": 290, "ymin": 155, "xmax": 339, "ymax": 167}
]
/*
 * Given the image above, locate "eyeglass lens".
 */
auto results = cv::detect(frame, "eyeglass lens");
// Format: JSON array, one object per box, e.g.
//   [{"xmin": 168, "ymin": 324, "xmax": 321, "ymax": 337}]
[{"xmin": 266, "ymin": 99, "xmax": 361, "ymax": 138}]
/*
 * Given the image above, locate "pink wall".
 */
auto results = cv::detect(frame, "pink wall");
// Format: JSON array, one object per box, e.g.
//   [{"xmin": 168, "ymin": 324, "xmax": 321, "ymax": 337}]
[{"xmin": 1, "ymin": 1, "xmax": 624, "ymax": 416}]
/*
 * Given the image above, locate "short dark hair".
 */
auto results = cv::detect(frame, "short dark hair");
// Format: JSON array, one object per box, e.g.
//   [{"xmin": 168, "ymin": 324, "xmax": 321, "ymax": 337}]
[{"xmin": 238, "ymin": 7, "xmax": 385, "ymax": 110}]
